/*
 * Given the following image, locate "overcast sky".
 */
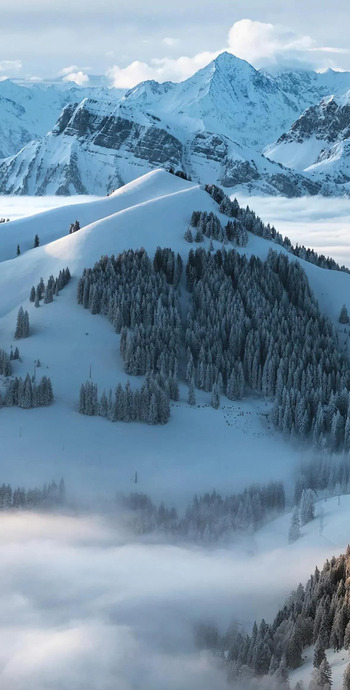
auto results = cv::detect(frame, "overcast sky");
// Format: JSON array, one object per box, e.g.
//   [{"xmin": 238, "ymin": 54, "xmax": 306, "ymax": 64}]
[{"xmin": 1, "ymin": 0, "xmax": 350, "ymax": 86}]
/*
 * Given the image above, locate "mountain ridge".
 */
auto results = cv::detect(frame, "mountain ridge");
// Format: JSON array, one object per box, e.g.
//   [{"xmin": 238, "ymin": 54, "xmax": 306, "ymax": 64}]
[{"xmin": 2, "ymin": 53, "xmax": 350, "ymax": 196}]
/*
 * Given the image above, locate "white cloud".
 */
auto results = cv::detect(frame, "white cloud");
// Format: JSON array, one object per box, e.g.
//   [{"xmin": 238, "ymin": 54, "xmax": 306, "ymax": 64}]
[
  {"xmin": 59, "ymin": 64, "xmax": 79, "ymax": 76},
  {"xmin": 107, "ymin": 51, "xmax": 219, "ymax": 88},
  {"xmin": 0, "ymin": 60, "xmax": 22, "ymax": 74},
  {"xmin": 0, "ymin": 509, "xmax": 336, "ymax": 690},
  {"xmin": 162, "ymin": 37, "xmax": 179, "ymax": 47},
  {"xmin": 0, "ymin": 507, "xmax": 347, "ymax": 690},
  {"xmin": 62, "ymin": 70, "xmax": 90, "ymax": 86},
  {"xmin": 107, "ymin": 19, "xmax": 350, "ymax": 89}
]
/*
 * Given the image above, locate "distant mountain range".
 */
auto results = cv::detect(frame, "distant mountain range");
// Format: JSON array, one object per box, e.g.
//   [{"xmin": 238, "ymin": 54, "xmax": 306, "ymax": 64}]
[{"xmin": 1, "ymin": 52, "xmax": 350, "ymax": 196}]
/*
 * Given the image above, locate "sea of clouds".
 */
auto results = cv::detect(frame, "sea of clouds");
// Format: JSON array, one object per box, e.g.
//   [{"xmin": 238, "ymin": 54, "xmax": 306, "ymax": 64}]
[
  {"xmin": 237, "ymin": 195, "xmax": 350, "ymax": 269},
  {"xmin": 0, "ymin": 509, "xmax": 346, "ymax": 689}
]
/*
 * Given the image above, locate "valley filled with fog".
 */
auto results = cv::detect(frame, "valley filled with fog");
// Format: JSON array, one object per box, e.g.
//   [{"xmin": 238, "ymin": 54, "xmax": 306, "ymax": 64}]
[{"xmin": 1, "ymin": 498, "xmax": 350, "ymax": 690}]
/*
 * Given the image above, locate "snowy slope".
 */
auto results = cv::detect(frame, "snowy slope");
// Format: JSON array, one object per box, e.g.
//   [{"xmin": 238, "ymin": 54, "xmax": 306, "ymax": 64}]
[
  {"xmin": 0, "ymin": 170, "xmax": 348, "ymax": 502},
  {"xmin": 0, "ymin": 170, "xmax": 305, "ymax": 501}
]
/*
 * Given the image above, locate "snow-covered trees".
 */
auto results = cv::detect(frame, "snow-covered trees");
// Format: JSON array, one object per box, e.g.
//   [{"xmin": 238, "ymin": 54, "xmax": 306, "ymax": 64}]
[
  {"xmin": 14, "ymin": 307, "xmax": 29, "ymax": 339},
  {"xmin": 190, "ymin": 209, "xmax": 248, "ymax": 247},
  {"xmin": 77, "ymin": 249, "xmax": 182, "ymax": 424},
  {"xmin": 288, "ymin": 507, "xmax": 301, "ymax": 543},
  {"xmin": 184, "ymin": 227, "xmax": 193, "ymax": 243},
  {"xmin": 79, "ymin": 375, "xmax": 171, "ymax": 425},
  {"xmin": 343, "ymin": 663, "xmax": 350, "ymax": 689},
  {"xmin": 69, "ymin": 220, "xmax": 80, "ymax": 233},
  {"xmin": 119, "ymin": 481, "xmax": 285, "ymax": 542},
  {"xmin": 184, "ymin": 245, "xmax": 350, "ymax": 452},
  {"xmin": 204, "ymin": 182, "xmax": 350, "ymax": 274},
  {"xmin": 339, "ymin": 305, "xmax": 350, "ymax": 324},
  {"xmin": 76, "ymin": 242, "xmax": 350, "ymax": 446},
  {"xmin": 188, "ymin": 378, "xmax": 196, "ymax": 405},
  {"xmin": 0, "ymin": 479, "xmax": 65, "ymax": 510},
  {"xmin": 310, "ymin": 657, "xmax": 332, "ymax": 689},
  {"xmin": 299, "ymin": 489, "xmax": 315, "ymax": 526},
  {"xmin": 3, "ymin": 374, "xmax": 53, "ymax": 408},
  {"xmin": 29, "ymin": 268, "xmax": 71, "ymax": 304},
  {"xmin": 223, "ymin": 547, "xmax": 350, "ymax": 685}
]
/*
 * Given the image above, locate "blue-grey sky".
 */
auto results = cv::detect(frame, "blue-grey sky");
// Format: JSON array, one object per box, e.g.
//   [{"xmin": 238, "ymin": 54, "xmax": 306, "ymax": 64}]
[{"xmin": 1, "ymin": 0, "xmax": 350, "ymax": 85}]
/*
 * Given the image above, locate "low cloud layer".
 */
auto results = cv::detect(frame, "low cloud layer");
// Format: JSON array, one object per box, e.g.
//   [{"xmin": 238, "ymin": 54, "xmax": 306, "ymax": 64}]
[
  {"xmin": 236, "ymin": 195, "xmax": 350, "ymax": 269},
  {"xmin": 0, "ymin": 509, "xmax": 347, "ymax": 690}
]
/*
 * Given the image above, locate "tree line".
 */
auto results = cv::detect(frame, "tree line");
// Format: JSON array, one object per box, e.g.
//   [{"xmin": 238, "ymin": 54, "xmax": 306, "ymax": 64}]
[
  {"xmin": 204, "ymin": 182, "xmax": 350, "ymax": 274},
  {"xmin": 0, "ymin": 479, "xmax": 65, "ymax": 510}
]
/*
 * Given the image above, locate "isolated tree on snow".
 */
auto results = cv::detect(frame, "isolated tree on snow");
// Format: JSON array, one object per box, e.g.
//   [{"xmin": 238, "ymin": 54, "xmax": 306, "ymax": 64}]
[
  {"xmin": 288, "ymin": 507, "xmax": 301, "ymax": 543},
  {"xmin": 184, "ymin": 228, "xmax": 193, "ymax": 243},
  {"xmin": 14, "ymin": 307, "xmax": 30, "ymax": 339},
  {"xmin": 299, "ymin": 488, "xmax": 315, "ymax": 526},
  {"xmin": 33, "ymin": 234, "xmax": 40, "ymax": 248},
  {"xmin": 339, "ymin": 304, "xmax": 349, "ymax": 324},
  {"xmin": 16, "ymin": 244, "xmax": 20, "ymax": 256}
]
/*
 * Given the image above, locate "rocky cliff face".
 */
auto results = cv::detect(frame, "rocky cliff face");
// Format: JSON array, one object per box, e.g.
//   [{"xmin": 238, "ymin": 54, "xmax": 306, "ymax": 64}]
[{"xmin": 264, "ymin": 93, "xmax": 350, "ymax": 191}]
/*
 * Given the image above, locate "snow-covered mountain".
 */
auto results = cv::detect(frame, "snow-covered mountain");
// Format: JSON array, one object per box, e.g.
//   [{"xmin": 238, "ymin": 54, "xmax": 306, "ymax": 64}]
[
  {"xmin": 270, "ymin": 67, "xmax": 350, "ymax": 111},
  {"xmin": 0, "ymin": 79, "xmax": 124, "ymax": 159},
  {"xmin": 265, "ymin": 92, "xmax": 350, "ymax": 192},
  {"xmin": 0, "ymin": 168, "xmax": 348, "ymax": 498},
  {"xmin": 3, "ymin": 53, "xmax": 350, "ymax": 197}
]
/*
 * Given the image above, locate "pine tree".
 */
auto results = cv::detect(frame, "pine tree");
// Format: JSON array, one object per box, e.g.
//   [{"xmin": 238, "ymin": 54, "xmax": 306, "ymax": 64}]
[
  {"xmin": 299, "ymin": 489, "xmax": 315, "ymax": 526},
  {"xmin": 289, "ymin": 507, "xmax": 301, "ymax": 543},
  {"xmin": 343, "ymin": 663, "xmax": 350, "ymax": 690},
  {"xmin": 188, "ymin": 377, "xmax": 196, "ymax": 406},
  {"xmin": 16, "ymin": 244, "xmax": 20, "ymax": 256},
  {"xmin": 147, "ymin": 393, "xmax": 158, "ymax": 425},
  {"xmin": 211, "ymin": 382, "xmax": 220, "ymax": 409},
  {"xmin": 29, "ymin": 286, "xmax": 36, "ymax": 302},
  {"xmin": 286, "ymin": 623, "xmax": 303, "ymax": 669},
  {"xmin": 319, "ymin": 657, "xmax": 332, "ymax": 688},
  {"xmin": 184, "ymin": 228, "xmax": 193, "ymax": 243},
  {"xmin": 58, "ymin": 478, "xmax": 65, "ymax": 504},
  {"xmin": 313, "ymin": 638, "xmax": 326, "ymax": 668},
  {"xmin": 33, "ymin": 234, "xmax": 40, "ymax": 248},
  {"xmin": 339, "ymin": 305, "xmax": 349, "ymax": 324},
  {"xmin": 14, "ymin": 307, "xmax": 30, "ymax": 339}
]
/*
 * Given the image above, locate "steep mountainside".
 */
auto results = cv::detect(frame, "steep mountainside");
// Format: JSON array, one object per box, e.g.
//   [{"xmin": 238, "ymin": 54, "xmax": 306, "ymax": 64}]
[
  {"xmin": 265, "ymin": 92, "xmax": 350, "ymax": 190},
  {"xmin": 272, "ymin": 67, "xmax": 350, "ymax": 111},
  {"xmin": 0, "ymin": 79, "xmax": 123, "ymax": 159}
]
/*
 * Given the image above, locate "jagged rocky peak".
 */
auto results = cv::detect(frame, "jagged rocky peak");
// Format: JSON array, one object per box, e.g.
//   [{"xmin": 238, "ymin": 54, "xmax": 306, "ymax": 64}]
[{"xmin": 277, "ymin": 93, "xmax": 350, "ymax": 145}]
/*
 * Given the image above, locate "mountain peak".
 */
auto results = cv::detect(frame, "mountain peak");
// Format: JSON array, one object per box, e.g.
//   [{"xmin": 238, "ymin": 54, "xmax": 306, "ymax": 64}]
[{"xmin": 213, "ymin": 51, "xmax": 255, "ymax": 72}]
